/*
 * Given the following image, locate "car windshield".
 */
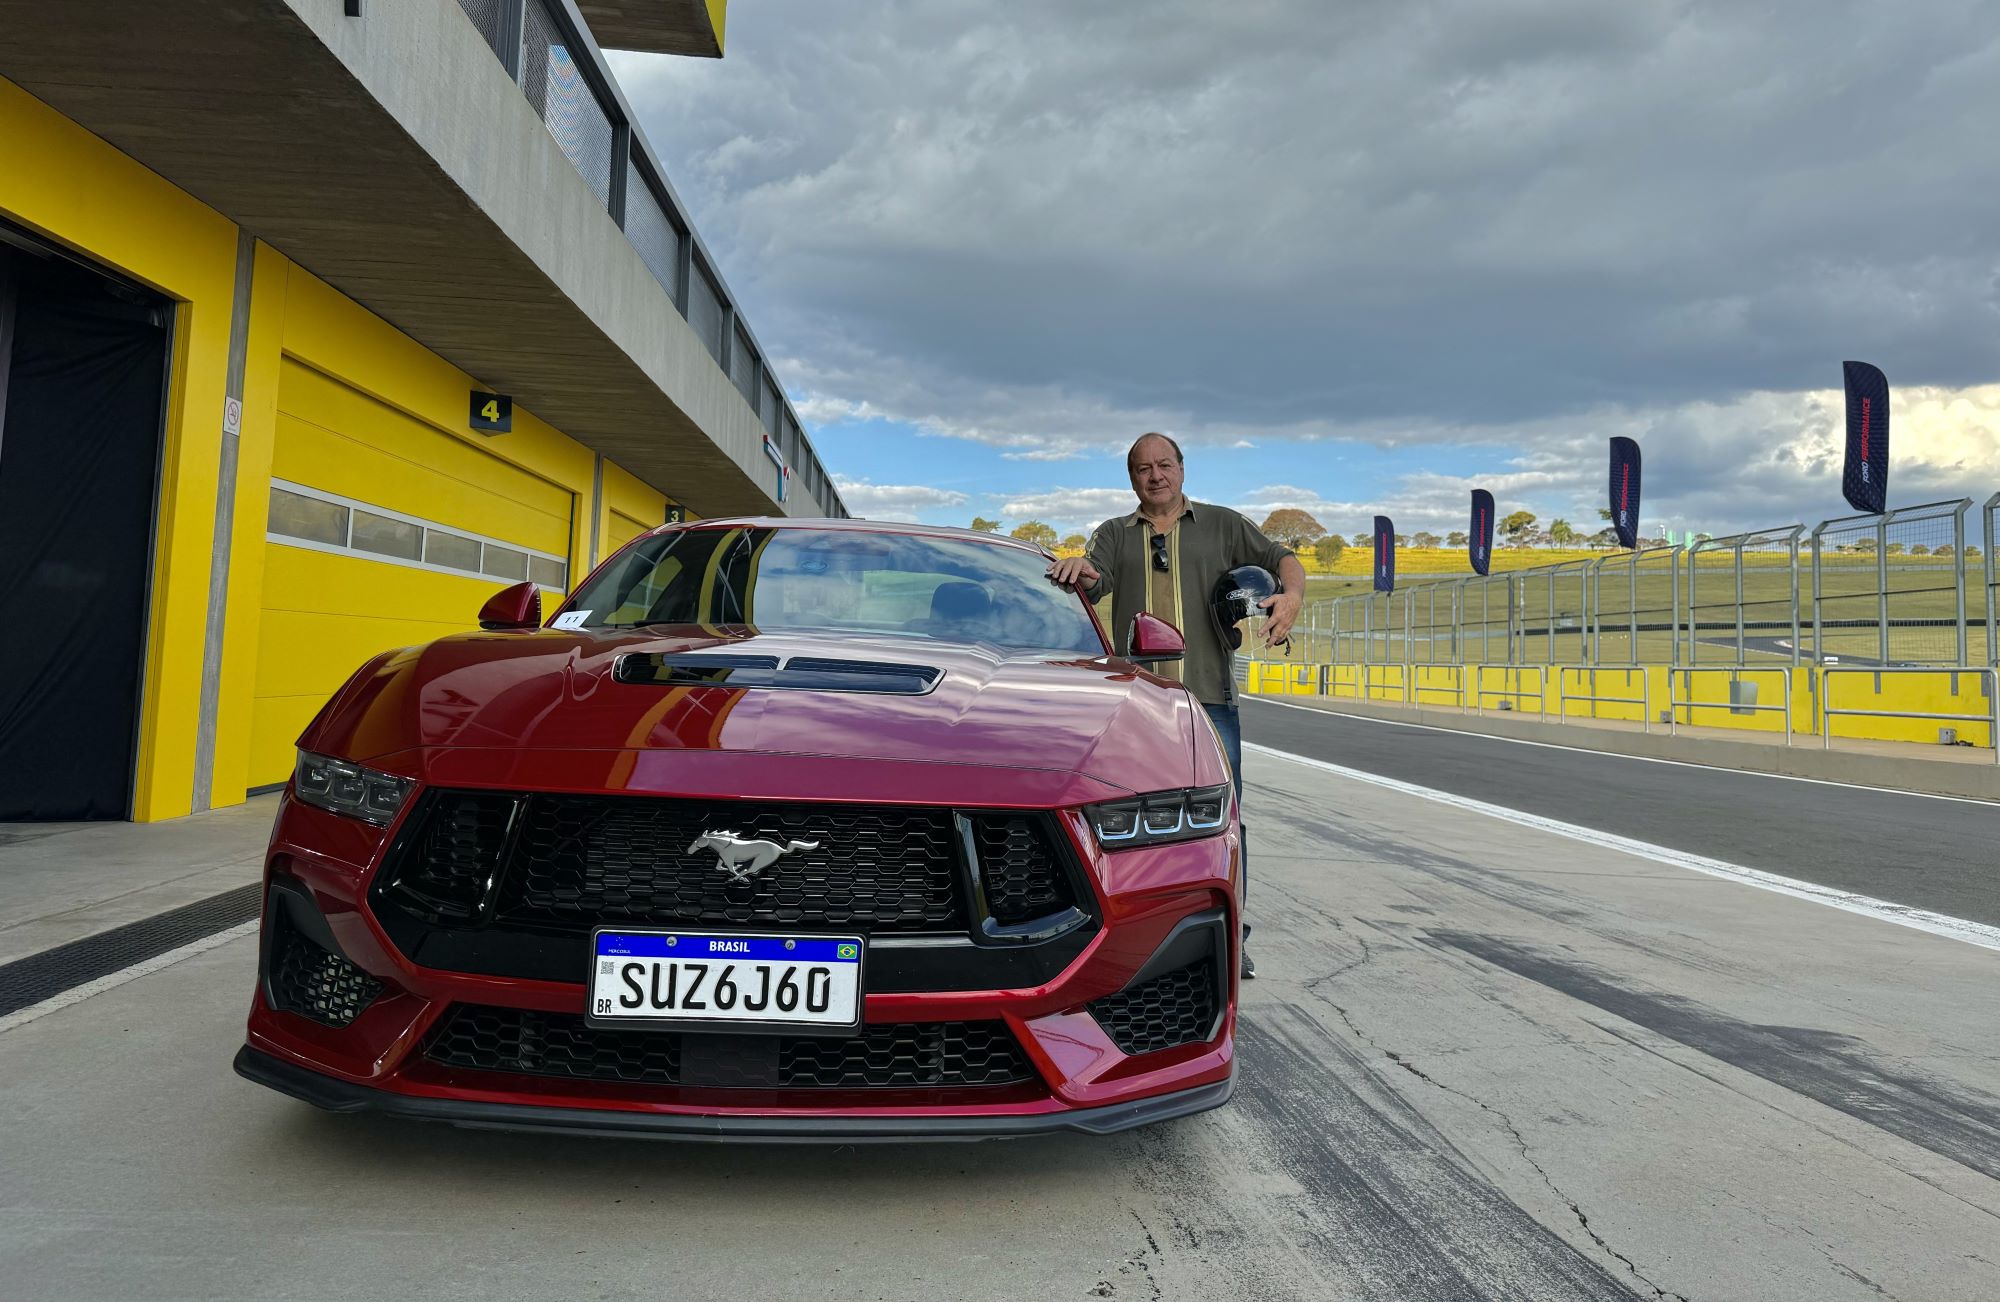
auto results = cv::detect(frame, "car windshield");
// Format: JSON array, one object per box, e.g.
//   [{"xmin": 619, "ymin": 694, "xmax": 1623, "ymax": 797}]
[{"xmin": 563, "ymin": 526, "xmax": 1106, "ymax": 656}]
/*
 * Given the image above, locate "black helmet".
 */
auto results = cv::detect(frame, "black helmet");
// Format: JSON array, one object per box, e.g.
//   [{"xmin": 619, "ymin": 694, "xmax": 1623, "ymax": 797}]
[{"xmin": 1210, "ymin": 565, "xmax": 1278, "ymax": 650}]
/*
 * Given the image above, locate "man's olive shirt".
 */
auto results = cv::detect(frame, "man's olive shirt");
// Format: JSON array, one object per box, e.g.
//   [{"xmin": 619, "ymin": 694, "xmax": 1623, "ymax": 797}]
[{"xmin": 1083, "ymin": 499, "xmax": 1295, "ymax": 706}]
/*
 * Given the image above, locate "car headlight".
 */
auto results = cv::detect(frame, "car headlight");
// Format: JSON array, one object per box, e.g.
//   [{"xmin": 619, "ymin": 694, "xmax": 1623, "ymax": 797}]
[
  {"xmin": 1086, "ymin": 783, "xmax": 1232, "ymax": 849},
  {"xmin": 293, "ymin": 751, "xmax": 416, "ymax": 826}
]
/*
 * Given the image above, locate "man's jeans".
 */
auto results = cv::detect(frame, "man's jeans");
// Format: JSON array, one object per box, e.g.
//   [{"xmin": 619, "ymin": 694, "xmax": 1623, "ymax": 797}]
[{"xmin": 1204, "ymin": 703, "xmax": 1248, "ymax": 936}]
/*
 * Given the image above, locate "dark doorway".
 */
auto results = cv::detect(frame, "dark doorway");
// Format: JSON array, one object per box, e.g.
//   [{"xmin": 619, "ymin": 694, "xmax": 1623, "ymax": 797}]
[{"xmin": 0, "ymin": 235, "xmax": 171, "ymax": 820}]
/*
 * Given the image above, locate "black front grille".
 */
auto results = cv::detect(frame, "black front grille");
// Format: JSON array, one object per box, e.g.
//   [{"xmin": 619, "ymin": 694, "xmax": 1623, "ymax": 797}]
[
  {"xmin": 427, "ymin": 1004, "xmax": 681, "ymax": 1084},
  {"xmin": 969, "ymin": 814, "xmax": 1074, "ymax": 924},
  {"xmin": 424, "ymin": 1006, "xmax": 1034, "ymax": 1089},
  {"xmin": 781, "ymin": 1021, "xmax": 1030, "ymax": 1087},
  {"xmin": 386, "ymin": 793, "xmax": 515, "ymax": 920},
  {"xmin": 1090, "ymin": 960, "xmax": 1219, "ymax": 1055},
  {"xmin": 268, "ymin": 916, "xmax": 382, "ymax": 1028},
  {"xmin": 492, "ymin": 795, "xmax": 963, "ymax": 933}
]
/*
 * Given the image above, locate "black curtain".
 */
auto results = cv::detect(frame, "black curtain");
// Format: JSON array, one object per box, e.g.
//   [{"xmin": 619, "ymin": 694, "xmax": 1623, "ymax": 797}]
[{"xmin": 0, "ymin": 249, "xmax": 169, "ymax": 820}]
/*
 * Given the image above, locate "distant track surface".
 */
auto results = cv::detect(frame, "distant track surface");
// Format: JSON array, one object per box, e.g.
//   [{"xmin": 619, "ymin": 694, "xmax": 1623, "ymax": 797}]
[{"xmin": 1240, "ymin": 697, "xmax": 2000, "ymax": 928}]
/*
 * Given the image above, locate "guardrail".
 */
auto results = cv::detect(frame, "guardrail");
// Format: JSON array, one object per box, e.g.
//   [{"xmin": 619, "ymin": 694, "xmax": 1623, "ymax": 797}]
[
  {"xmin": 1355, "ymin": 663, "xmax": 1406, "ymax": 704},
  {"xmin": 1409, "ymin": 665, "xmax": 1470, "ymax": 711},
  {"xmin": 1555, "ymin": 667, "xmax": 1651, "ymax": 732},
  {"xmin": 1472, "ymin": 665, "xmax": 1548, "ymax": 715},
  {"xmin": 1821, "ymin": 667, "xmax": 1999, "ymax": 764},
  {"xmin": 1669, "ymin": 667, "xmax": 1794, "ymax": 744}
]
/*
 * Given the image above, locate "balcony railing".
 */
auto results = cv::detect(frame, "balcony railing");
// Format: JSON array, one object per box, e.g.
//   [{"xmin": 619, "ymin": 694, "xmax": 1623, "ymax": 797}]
[{"xmin": 451, "ymin": 0, "xmax": 845, "ymax": 518}]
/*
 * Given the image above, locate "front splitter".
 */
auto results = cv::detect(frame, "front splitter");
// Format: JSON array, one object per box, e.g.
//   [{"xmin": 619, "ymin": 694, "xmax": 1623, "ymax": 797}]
[{"xmin": 233, "ymin": 1046, "xmax": 1233, "ymax": 1143}]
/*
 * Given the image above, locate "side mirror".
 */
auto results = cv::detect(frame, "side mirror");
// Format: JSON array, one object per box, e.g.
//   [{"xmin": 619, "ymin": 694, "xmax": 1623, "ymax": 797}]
[
  {"xmin": 1127, "ymin": 612, "xmax": 1185, "ymax": 665},
  {"xmin": 478, "ymin": 581, "xmax": 542, "ymax": 631}
]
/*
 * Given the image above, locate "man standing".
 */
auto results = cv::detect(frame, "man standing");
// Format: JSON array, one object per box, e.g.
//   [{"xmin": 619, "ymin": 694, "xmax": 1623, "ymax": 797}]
[{"xmin": 1046, "ymin": 433, "xmax": 1306, "ymax": 978}]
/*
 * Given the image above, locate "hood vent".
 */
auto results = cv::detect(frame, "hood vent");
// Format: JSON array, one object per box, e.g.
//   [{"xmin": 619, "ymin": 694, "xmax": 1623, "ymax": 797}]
[{"xmin": 614, "ymin": 653, "xmax": 942, "ymax": 696}]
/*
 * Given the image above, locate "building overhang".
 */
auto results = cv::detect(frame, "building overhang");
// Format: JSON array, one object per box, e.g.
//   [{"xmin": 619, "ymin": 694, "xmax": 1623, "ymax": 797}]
[
  {"xmin": 0, "ymin": 0, "xmax": 791, "ymax": 518},
  {"xmin": 577, "ymin": 0, "xmax": 726, "ymax": 56}
]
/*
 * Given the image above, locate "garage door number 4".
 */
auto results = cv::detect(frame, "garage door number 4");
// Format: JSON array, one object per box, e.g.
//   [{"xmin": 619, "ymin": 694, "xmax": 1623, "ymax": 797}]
[{"xmin": 469, "ymin": 390, "xmax": 513, "ymax": 435}]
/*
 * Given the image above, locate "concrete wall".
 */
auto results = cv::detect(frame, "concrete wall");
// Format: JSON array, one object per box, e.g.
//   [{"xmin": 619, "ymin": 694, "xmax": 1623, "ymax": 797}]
[{"xmin": 285, "ymin": 0, "xmax": 790, "ymax": 517}]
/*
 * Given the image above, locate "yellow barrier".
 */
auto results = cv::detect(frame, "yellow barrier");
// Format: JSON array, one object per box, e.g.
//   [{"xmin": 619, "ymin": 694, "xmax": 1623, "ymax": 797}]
[{"xmin": 1243, "ymin": 659, "xmax": 1998, "ymax": 752}]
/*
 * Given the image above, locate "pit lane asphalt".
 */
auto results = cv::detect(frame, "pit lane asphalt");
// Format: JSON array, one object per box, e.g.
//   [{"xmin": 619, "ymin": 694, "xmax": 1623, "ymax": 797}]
[
  {"xmin": 1241, "ymin": 695, "xmax": 2000, "ymax": 927},
  {"xmin": 4, "ymin": 742, "xmax": 1999, "ymax": 1300}
]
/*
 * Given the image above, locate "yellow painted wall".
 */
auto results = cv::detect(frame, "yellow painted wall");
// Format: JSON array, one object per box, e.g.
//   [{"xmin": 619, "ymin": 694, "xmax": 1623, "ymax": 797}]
[
  {"xmin": 0, "ymin": 76, "xmax": 241, "ymax": 821},
  {"xmin": 601, "ymin": 460, "xmax": 668, "ymax": 562},
  {"xmin": 1245, "ymin": 661, "xmax": 1997, "ymax": 750},
  {"xmin": 4, "ymin": 75, "xmax": 690, "ymax": 815},
  {"xmin": 243, "ymin": 265, "xmax": 602, "ymax": 788}
]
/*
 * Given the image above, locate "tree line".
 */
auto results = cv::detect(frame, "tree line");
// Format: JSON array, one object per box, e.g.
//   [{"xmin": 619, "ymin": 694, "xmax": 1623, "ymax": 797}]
[{"xmin": 974, "ymin": 507, "xmax": 1673, "ymax": 560}]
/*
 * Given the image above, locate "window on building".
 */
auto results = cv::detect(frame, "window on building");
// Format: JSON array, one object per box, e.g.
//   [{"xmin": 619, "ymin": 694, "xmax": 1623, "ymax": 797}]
[
  {"xmin": 483, "ymin": 543, "xmax": 530, "ymax": 581},
  {"xmin": 423, "ymin": 530, "xmax": 483, "ymax": 573},
  {"xmin": 351, "ymin": 510, "xmax": 423, "ymax": 561},
  {"xmin": 269, "ymin": 487, "xmax": 349, "ymax": 546},
  {"xmin": 267, "ymin": 482, "xmax": 566, "ymax": 592}
]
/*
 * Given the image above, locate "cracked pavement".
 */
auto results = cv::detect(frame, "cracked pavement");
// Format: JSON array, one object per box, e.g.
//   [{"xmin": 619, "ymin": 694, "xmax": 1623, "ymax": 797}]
[{"xmin": 3, "ymin": 745, "xmax": 1998, "ymax": 1299}]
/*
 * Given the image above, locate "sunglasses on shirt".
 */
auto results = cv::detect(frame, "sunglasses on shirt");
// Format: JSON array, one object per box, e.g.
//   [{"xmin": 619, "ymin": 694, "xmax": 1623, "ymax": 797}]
[{"xmin": 1149, "ymin": 533, "xmax": 1170, "ymax": 572}]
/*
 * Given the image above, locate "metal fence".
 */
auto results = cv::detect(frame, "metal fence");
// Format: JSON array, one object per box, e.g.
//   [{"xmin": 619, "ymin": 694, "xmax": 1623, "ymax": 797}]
[
  {"xmin": 1686, "ymin": 526, "xmax": 1802, "ymax": 665},
  {"xmin": 1810, "ymin": 499, "xmax": 1971, "ymax": 667},
  {"xmin": 1985, "ymin": 492, "xmax": 1999, "ymax": 667},
  {"xmin": 1289, "ymin": 497, "xmax": 1994, "ymax": 670},
  {"xmin": 446, "ymin": 0, "xmax": 846, "ymax": 517},
  {"xmin": 1591, "ymin": 544, "xmax": 1680, "ymax": 665}
]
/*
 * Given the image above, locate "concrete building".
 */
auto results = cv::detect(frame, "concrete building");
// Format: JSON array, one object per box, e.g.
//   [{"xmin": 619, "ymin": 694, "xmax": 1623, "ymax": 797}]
[{"xmin": 0, "ymin": 0, "xmax": 844, "ymax": 823}]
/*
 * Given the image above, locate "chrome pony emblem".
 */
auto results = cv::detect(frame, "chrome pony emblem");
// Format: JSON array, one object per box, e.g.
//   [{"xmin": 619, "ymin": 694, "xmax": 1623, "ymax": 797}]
[{"xmin": 689, "ymin": 830, "xmax": 821, "ymax": 884}]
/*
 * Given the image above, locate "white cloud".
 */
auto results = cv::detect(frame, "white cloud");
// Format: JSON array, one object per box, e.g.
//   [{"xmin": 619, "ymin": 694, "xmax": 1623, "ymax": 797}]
[
  {"xmin": 997, "ymin": 487, "xmax": 1136, "ymax": 531},
  {"xmin": 831, "ymin": 476, "xmax": 969, "ymax": 523},
  {"xmin": 792, "ymin": 394, "xmax": 883, "ymax": 426},
  {"xmin": 1230, "ymin": 384, "xmax": 2000, "ymax": 537},
  {"xmin": 614, "ymin": 4, "xmax": 2000, "ymax": 537},
  {"xmin": 621, "ymin": 2, "xmax": 2000, "ymax": 440},
  {"xmin": 1002, "ymin": 448, "xmax": 1088, "ymax": 462}
]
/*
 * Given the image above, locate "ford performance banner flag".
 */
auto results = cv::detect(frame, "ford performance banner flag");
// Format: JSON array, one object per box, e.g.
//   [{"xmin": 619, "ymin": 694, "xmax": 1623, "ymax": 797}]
[
  {"xmin": 1608, "ymin": 437, "xmax": 1642, "ymax": 548},
  {"xmin": 1373, "ymin": 515, "xmax": 1396, "ymax": 593},
  {"xmin": 1469, "ymin": 490, "xmax": 1495, "ymax": 575},
  {"xmin": 1842, "ymin": 360, "xmax": 1889, "ymax": 515}
]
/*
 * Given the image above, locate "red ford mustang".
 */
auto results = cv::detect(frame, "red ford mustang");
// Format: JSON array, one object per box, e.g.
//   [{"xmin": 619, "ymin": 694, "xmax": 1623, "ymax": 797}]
[{"xmin": 234, "ymin": 519, "xmax": 1239, "ymax": 1139}]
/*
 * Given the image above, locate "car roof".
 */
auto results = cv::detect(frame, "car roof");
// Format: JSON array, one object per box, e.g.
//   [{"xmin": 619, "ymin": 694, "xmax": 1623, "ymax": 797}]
[{"xmin": 647, "ymin": 516, "xmax": 1055, "ymax": 556}]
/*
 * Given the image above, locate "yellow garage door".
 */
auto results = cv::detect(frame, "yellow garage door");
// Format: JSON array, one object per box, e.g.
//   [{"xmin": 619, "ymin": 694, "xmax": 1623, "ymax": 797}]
[
  {"xmin": 249, "ymin": 360, "xmax": 575, "ymax": 785},
  {"xmin": 606, "ymin": 508, "xmax": 655, "ymax": 555}
]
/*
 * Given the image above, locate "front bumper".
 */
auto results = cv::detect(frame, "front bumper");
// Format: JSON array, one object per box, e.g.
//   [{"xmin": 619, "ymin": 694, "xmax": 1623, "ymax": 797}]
[
  {"xmin": 235, "ymin": 1045, "xmax": 1233, "ymax": 1142},
  {"xmin": 243, "ymin": 790, "xmax": 1240, "ymax": 1135}
]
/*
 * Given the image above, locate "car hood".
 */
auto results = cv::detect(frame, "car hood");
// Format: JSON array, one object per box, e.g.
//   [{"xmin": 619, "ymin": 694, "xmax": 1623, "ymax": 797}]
[{"xmin": 304, "ymin": 627, "xmax": 1201, "ymax": 795}]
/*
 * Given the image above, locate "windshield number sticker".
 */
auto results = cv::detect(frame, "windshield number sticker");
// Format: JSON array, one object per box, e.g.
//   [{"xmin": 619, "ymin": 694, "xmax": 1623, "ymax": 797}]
[{"xmin": 552, "ymin": 610, "xmax": 591, "ymax": 630}]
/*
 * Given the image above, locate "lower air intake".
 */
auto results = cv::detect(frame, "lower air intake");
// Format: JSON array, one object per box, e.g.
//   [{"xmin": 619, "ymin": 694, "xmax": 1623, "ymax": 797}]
[
  {"xmin": 1089, "ymin": 959, "xmax": 1219, "ymax": 1055},
  {"xmin": 268, "ymin": 916, "xmax": 382, "ymax": 1028},
  {"xmin": 424, "ymin": 1007, "xmax": 1034, "ymax": 1089}
]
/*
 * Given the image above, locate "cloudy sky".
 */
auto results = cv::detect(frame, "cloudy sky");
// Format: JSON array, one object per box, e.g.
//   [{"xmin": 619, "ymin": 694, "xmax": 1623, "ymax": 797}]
[{"xmin": 610, "ymin": 0, "xmax": 2000, "ymax": 540}]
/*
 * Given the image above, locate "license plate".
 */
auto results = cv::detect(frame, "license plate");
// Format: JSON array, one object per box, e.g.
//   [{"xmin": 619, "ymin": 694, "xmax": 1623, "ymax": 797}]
[{"xmin": 588, "ymin": 930, "xmax": 865, "ymax": 1033}]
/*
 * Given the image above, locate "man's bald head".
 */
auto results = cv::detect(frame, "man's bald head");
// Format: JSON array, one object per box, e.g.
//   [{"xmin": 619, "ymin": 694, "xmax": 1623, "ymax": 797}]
[
  {"xmin": 1126, "ymin": 432, "xmax": 1184, "ymax": 473},
  {"xmin": 1127, "ymin": 432, "xmax": 1187, "ymax": 513}
]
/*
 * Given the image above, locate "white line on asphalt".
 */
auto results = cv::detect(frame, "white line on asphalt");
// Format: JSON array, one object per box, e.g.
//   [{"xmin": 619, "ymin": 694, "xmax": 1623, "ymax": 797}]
[
  {"xmin": 0, "ymin": 919, "xmax": 260, "ymax": 1036},
  {"xmin": 1242, "ymin": 696, "xmax": 1998, "ymax": 806},
  {"xmin": 1245, "ymin": 740, "xmax": 2000, "ymax": 954}
]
